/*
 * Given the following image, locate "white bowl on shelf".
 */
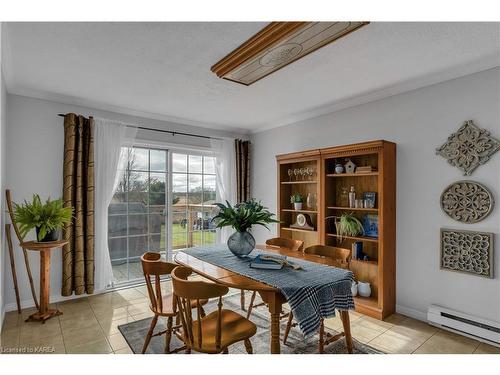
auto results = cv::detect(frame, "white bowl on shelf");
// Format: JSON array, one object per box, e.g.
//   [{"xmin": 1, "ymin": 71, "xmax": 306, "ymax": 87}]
[{"xmin": 358, "ymin": 282, "xmax": 371, "ymax": 297}]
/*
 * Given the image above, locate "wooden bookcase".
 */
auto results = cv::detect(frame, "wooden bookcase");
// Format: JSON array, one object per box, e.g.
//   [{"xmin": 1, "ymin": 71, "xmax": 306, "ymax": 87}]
[{"xmin": 276, "ymin": 140, "xmax": 396, "ymax": 320}]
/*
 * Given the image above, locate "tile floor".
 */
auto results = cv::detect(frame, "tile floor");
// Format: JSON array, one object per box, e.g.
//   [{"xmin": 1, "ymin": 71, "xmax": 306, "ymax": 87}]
[{"xmin": 1, "ymin": 281, "xmax": 499, "ymax": 354}]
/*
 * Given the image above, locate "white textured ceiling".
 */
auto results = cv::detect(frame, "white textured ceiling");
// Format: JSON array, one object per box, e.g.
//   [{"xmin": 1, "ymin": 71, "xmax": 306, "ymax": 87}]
[{"xmin": 3, "ymin": 22, "xmax": 500, "ymax": 133}]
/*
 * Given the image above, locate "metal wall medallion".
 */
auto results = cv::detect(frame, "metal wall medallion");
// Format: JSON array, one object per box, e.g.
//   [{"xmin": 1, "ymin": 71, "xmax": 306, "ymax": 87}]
[
  {"xmin": 440, "ymin": 180, "xmax": 494, "ymax": 223},
  {"xmin": 440, "ymin": 228, "xmax": 494, "ymax": 278},
  {"xmin": 436, "ymin": 120, "xmax": 500, "ymax": 176}
]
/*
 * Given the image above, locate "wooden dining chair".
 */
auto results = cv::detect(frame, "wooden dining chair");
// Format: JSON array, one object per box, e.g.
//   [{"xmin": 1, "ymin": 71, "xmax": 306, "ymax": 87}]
[
  {"xmin": 245, "ymin": 237, "xmax": 304, "ymax": 319},
  {"xmin": 172, "ymin": 266, "xmax": 257, "ymax": 354},
  {"xmin": 141, "ymin": 252, "xmax": 208, "ymax": 354},
  {"xmin": 283, "ymin": 244, "xmax": 352, "ymax": 353},
  {"xmin": 302, "ymin": 245, "xmax": 351, "ymax": 269}
]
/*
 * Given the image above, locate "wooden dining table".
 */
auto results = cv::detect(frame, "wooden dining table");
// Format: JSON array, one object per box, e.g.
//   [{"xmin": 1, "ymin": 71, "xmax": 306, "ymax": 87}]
[{"xmin": 174, "ymin": 244, "xmax": 354, "ymax": 354}]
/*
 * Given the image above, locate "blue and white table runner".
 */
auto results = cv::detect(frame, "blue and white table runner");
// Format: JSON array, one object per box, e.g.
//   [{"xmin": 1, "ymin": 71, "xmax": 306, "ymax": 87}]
[{"xmin": 179, "ymin": 244, "xmax": 355, "ymax": 336}]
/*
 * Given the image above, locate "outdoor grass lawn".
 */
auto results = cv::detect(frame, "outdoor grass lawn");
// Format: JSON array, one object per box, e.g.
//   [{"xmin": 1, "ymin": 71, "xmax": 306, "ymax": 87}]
[{"xmin": 165, "ymin": 223, "xmax": 216, "ymax": 248}]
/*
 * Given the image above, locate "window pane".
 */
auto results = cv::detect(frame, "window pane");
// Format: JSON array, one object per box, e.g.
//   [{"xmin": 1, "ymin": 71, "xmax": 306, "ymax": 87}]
[
  {"xmin": 172, "ymin": 173, "xmax": 187, "ymax": 193},
  {"xmin": 173, "ymin": 232, "xmax": 187, "ymax": 250},
  {"xmin": 149, "ymin": 192, "xmax": 166, "ymax": 207},
  {"xmin": 108, "ymin": 215, "xmax": 127, "ymax": 237},
  {"xmin": 203, "ymin": 156, "xmax": 215, "ymax": 174},
  {"xmin": 150, "ymin": 149, "xmax": 166, "ymax": 172},
  {"xmin": 108, "ymin": 200, "xmax": 127, "ymax": 215},
  {"xmin": 130, "ymin": 148, "xmax": 149, "ymax": 170},
  {"xmin": 114, "ymin": 172, "xmax": 128, "ymax": 199},
  {"xmin": 128, "ymin": 194, "xmax": 148, "ymax": 213},
  {"xmin": 149, "ymin": 214, "xmax": 165, "ymax": 235},
  {"xmin": 149, "ymin": 173, "xmax": 166, "ymax": 193},
  {"xmin": 109, "ymin": 237, "xmax": 127, "ymax": 264},
  {"xmin": 129, "ymin": 235, "xmax": 148, "ymax": 259},
  {"xmin": 129, "ymin": 171, "xmax": 148, "ymax": 192},
  {"xmin": 204, "ymin": 230, "xmax": 216, "ymax": 245},
  {"xmin": 189, "ymin": 155, "xmax": 202, "ymax": 173},
  {"xmin": 188, "ymin": 174, "xmax": 203, "ymax": 204},
  {"xmin": 149, "ymin": 234, "xmax": 165, "ymax": 252},
  {"xmin": 129, "ymin": 214, "xmax": 148, "ymax": 235},
  {"xmin": 203, "ymin": 208, "xmax": 217, "ymax": 230},
  {"xmin": 172, "ymin": 153, "xmax": 187, "ymax": 173},
  {"xmin": 203, "ymin": 175, "xmax": 216, "ymax": 203},
  {"xmin": 191, "ymin": 231, "xmax": 203, "ymax": 247}
]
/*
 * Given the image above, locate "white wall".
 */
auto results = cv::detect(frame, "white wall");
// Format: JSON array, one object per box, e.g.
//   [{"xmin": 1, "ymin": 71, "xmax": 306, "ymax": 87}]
[
  {"xmin": 3, "ymin": 94, "xmax": 245, "ymax": 311},
  {"xmin": 251, "ymin": 67, "xmax": 500, "ymax": 323},
  {"xmin": 0, "ymin": 23, "xmax": 6, "ymax": 329}
]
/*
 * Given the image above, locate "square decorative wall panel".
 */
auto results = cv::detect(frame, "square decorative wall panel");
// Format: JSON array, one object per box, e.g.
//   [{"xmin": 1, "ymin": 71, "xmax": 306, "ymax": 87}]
[
  {"xmin": 440, "ymin": 228, "xmax": 494, "ymax": 278},
  {"xmin": 436, "ymin": 120, "xmax": 500, "ymax": 176}
]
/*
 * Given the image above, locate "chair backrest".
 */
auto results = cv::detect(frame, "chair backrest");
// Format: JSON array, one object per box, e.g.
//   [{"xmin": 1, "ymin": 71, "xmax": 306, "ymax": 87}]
[
  {"xmin": 265, "ymin": 237, "xmax": 304, "ymax": 252},
  {"xmin": 141, "ymin": 252, "xmax": 178, "ymax": 314},
  {"xmin": 304, "ymin": 245, "xmax": 351, "ymax": 266},
  {"xmin": 172, "ymin": 266, "xmax": 229, "ymax": 351}
]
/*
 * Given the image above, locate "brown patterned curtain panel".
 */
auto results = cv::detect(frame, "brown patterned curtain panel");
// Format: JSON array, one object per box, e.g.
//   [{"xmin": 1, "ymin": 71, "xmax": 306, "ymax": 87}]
[
  {"xmin": 235, "ymin": 139, "xmax": 250, "ymax": 203},
  {"xmin": 62, "ymin": 114, "xmax": 95, "ymax": 296}
]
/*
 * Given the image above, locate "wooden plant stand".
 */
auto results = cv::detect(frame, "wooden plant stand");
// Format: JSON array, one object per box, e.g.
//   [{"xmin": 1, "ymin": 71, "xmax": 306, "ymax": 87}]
[{"xmin": 21, "ymin": 240, "xmax": 68, "ymax": 323}]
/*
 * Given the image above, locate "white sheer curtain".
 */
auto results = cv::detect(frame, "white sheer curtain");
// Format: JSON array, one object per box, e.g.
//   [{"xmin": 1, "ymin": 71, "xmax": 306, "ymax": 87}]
[
  {"xmin": 94, "ymin": 118, "xmax": 137, "ymax": 291},
  {"xmin": 210, "ymin": 137, "xmax": 237, "ymax": 242}
]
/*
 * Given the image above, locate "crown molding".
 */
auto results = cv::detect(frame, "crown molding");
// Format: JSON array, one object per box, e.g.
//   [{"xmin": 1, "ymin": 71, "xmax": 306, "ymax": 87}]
[
  {"xmin": 6, "ymin": 86, "xmax": 251, "ymax": 135},
  {"xmin": 251, "ymin": 54, "xmax": 500, "ymax": 134}
]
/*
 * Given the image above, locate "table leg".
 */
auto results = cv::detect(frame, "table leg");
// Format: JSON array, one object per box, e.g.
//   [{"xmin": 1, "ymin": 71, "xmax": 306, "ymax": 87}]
[
  {"xmin": 339, "ymin": 310, "xmax": 353, "ymax": 354},
  {"xmin": 263, "ymin": 291, "xmax": 283, "ymax": 354}
]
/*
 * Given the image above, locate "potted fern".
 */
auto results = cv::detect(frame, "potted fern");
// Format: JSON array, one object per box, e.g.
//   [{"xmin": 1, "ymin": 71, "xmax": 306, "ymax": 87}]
[
  {"xmin": 212, "ymin": 199, "xmax": 280, "ymax": 257},
  {"xmin": 335, "ymin": 213, "xmax": 364, "ymax": 241},
  {"xmin": 14, "ymin": 194, "xmax": 74, "ymax": 242}
]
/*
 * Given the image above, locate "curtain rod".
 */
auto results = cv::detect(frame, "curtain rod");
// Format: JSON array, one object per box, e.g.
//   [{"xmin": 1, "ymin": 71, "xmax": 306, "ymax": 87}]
[{"xmin": 57, "ymin": 113, "xmax": 224, "ymax": 141}]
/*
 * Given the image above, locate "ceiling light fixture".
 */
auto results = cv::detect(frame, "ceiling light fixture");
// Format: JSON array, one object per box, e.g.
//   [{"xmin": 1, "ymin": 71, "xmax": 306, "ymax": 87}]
[{"xmin": 211, "ymin": 21, "xmax": 369, "ymax": 86}]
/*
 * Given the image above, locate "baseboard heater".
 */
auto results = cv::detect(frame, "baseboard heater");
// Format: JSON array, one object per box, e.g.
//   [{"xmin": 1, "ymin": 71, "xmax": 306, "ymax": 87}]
[{"xmin": 427, "ymin": 305, "xmax": 500, "ymax": 348}]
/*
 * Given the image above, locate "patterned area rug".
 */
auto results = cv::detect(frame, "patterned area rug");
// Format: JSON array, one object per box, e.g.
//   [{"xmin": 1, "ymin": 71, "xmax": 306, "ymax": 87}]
[{"xmin": 118, "ymin": 293, "xmax": 382, "ymax": 354}]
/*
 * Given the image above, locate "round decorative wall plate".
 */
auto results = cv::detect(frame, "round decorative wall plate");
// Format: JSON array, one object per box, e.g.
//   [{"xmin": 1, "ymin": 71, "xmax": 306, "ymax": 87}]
[{"xmin": 440, "ymin": 180, "xmax": 494, "ymax": 223}]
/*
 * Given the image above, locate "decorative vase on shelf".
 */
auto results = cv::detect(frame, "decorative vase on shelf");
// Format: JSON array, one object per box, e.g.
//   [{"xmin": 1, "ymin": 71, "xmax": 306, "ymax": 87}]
[
  {"xmin": 306, "ymin": 193, "xmax": 313, "ymax": 209},
  {"xmin": 294, "ymin": 202, "xmax": 303, "ymax": 210},
  {"xmin": 335, "ymin": 164, "xmax": 344, "ymax": 174},
  {"xmin": 227, "ymin": 231, "xmax": 256, "ymax": 257},
  {"xmin": 358, "ymin": 282, "xmax": 371, "ymax": 297},
  {"xmin": 351, "ymin": 281, "xmax": 358, "ymax": 297},
  {"xmin": 339, "ymin": 187, "xmax": 349, "ymax": 207}
]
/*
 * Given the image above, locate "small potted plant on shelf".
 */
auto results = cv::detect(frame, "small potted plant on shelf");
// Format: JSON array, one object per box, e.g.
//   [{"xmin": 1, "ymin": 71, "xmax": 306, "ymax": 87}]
[
  {"xmin": 291, "ymin": 193, "xmax": 303, "ymax": 211},
  {"xmin": 14, "ymin": 194, "xmax": 74, "ymax": 242},
  {"xmin": 335, "ymin": 213, "xmax": 364, "ymax": 242},
  {"xmin": 212, "ymin": 199, "xmax": 280, "ymax": 257}
]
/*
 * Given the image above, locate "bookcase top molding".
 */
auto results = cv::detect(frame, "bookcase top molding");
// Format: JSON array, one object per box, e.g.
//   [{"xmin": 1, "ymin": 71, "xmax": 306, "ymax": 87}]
[{"xmin": 276, "ymin": 140, "xmax": 395, "ymax": 161}]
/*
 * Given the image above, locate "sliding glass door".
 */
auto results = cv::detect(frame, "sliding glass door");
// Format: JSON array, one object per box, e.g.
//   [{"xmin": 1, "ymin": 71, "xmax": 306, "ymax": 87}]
[
  {"xmin": 107, "ymin": 146, "xmax": 217, "ymax": 285},
  {"xmin": 108, "ymin": 147, "xmax": 168, "ymax": 284}
]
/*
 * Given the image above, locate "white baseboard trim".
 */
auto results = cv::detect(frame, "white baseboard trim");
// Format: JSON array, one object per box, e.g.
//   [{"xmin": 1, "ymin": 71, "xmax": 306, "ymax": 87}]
[
  {"xmin": 3, "ymin": 280, "xmax": 148, "ymax": 314},
  {"xmin": 396, "ymin": 304, "xmax": 427, "ymax": 322},
  {"xmin": 4, "ymin": 292, "xmax": 87, "ymax": 313}
]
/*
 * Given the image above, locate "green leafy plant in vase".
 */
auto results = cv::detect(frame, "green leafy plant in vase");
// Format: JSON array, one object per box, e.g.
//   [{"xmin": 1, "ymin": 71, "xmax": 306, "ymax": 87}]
[
  {"xmin": 335, "ymin": 213, "xmax": 364, "ymax": 242},
  {"xmin": 212, "ymin": 199, "xmax": 280, "ymax": 257},
  {"xmin": 290, "ymin": 193, "xmax": 303, "ymax": 211},
  {"xmin": 14, "ymin": 194, "xmax": 74, "ymax": 242}
]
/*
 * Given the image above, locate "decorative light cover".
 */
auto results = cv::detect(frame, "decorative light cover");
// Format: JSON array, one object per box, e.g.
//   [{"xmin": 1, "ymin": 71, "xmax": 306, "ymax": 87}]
[{"xmin": 211, "ymin": 22, "xmax": 369, "ymax": 86}]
